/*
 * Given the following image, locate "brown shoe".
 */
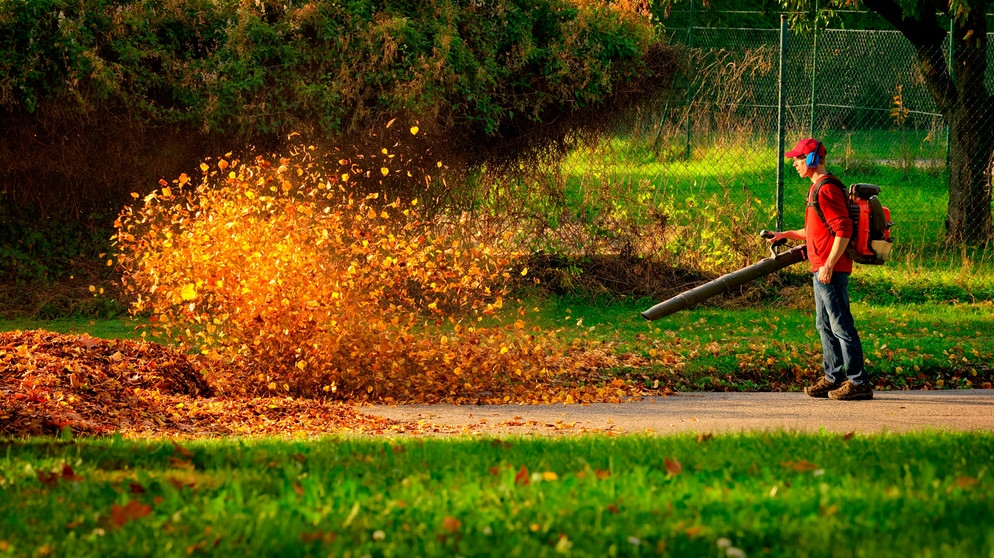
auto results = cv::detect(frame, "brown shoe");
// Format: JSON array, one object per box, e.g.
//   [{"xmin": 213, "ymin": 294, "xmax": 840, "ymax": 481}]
[
  {"xmin": 805, "ymin": 377, "xmax": 844, "ymax": 398},
  {"xmin": 828, "ymin": 380, "xmax": 874, "ymax": 401}
]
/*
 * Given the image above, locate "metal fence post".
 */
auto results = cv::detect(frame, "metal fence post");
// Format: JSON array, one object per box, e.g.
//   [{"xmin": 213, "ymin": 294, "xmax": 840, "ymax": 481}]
[
  {"xmin": 945, "ymin": 16, "xmax": 953, "ymax": 168},
  {"xmin": 684, "ymin": 0, "xmax": 695, "ymax": 160},
  {"xmin": 776, "ymin": 14, "xmax": 788, "ymax": 231},
  {"xmin": 808, "ymin": 0, "xmax": 819, "ymax": 135}
]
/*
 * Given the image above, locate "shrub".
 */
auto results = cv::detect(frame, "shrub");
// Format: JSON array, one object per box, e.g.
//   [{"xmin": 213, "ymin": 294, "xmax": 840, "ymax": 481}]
[{"xmin": 0, "ymin": 0, "xmax": 663, "ymax": 141}]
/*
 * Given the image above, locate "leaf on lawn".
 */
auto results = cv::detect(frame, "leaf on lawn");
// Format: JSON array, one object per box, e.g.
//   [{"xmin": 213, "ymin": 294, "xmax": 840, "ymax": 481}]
[
  {"xmin": 60, "ymin": 464, "xmax": 83, "ymax": 482},
  {"xmin": 781, "ymin": 460, "xmax": 819, "ymax": 472},
  {"xmin": 514, "ymin": 465, "xmax": 530, "ymax": 485},
  {"xmin": 664, "ymin": 457, "xmax": 683, "ymax": 476},
  {"xmin": 171, "ymin": 441, "xmax": 194, "ymax": 457},
  {"xmin": 110, "ymin": 500, "xmax": 152, "ymax": 528},
  {"xmin": 953, "ymin": 476, "xmax": 978, "ymax": 490},
  {"xmin": 37, "ymin": 470, "xmax": 59, "ymax": 486},
  {"xmin": 301, "ymin": 530, "xmax": 335, "ymax": 544},
  {"xmin": 441, "ymin": 516, "xmax": 461, "ymax": 533}
]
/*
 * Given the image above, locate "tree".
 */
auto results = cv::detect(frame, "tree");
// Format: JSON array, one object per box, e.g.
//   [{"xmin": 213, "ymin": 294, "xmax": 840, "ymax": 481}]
[{"xmin": 784, "ymin": 0, "xmax": 992, "ymax": 244}]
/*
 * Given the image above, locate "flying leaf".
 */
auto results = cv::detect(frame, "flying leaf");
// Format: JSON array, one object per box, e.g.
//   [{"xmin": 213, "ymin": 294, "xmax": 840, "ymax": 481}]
[
  {"xmin": 181, "ymin": 284, "xmax": 197, "ymax": 301},
  {"xmin": 410, "ymin": 126, "xmax": 419, "ymax": 135}
]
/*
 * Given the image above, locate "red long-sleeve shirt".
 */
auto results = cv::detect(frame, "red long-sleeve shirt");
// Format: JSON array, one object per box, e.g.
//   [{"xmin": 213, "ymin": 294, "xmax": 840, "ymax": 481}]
[{"xmin": 805, "ymin": 175, "xmax": 853, "ymax": 273}]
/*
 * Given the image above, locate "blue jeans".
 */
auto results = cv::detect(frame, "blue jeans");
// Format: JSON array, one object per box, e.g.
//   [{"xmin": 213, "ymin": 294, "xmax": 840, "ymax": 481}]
[{"xmin": 812, "ymin": 272, "xmax": 868, "ymax": 385}]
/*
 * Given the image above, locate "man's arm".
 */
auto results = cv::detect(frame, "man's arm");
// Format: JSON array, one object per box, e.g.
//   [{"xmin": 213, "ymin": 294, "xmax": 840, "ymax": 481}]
[
  {"xmin": 817, "ymin": 235, "xmax": 850, "ymax": 284},
  {"xmin": 769, "ymin": 228, "xmax": 805, "ymax": 242}
]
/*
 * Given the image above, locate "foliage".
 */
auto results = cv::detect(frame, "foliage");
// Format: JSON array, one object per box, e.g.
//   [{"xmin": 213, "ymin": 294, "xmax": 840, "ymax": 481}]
[
  {"xmin": 0, "ymin": 0, "xmax": 661, "ymax": 140},
  {"xmin": 2, "ymin": 433, "xmax": 993, "ymax": 556}
]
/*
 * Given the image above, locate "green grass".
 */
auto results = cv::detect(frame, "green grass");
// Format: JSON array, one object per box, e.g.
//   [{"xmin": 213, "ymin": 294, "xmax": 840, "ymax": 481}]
[
  {"xmin": 5, "ymin": 270, "xmax": 994, "ymax": 392},
  {"xmin": 0, "ymin": 317, "xmax": 144, "ymax": 340},
  {"xmin": 560, "ymin": 129, "xmax": 961, "ymax": 256},
  {"xmin": 1, "ymin": 433, "xmax": 992, "ymax": 557},
  {"xmin": 533, "ymin": 279, "xmax": 994, "ymax": 390}
]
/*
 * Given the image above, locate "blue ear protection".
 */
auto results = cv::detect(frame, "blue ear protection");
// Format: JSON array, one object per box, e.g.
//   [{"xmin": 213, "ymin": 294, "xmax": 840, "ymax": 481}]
[{"xmin": 805, "ymin": 142, "xmax": 823, "ymax": 168}]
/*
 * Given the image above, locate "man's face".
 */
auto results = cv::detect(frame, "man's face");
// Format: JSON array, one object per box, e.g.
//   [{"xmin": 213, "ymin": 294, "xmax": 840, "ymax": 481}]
[{"xmin": 792, "ymin": 156, "xmax": 812, "ymax": 178}]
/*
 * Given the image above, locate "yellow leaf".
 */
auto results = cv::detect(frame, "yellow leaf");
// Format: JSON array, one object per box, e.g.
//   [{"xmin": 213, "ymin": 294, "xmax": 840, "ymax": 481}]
[
  {"xmin": 200, "ymin": 163, "xmax": 209, "ymax": 172},
  {"xmin": 410, "ymin": 126, "xmax": 419, "ymax": 135},
  {"xmin": 341, "ymin": 173, "xmax": 349, "ymax": 182},
  {"xmin": 542, "ymin": 472, "xmax": 559, "ymax": 481},
  {"xmin": 296, "ymin": 360, "xmax": 307, "ymax": 370},
  {"xmin": 520, "ymin": 267, "xmax": 528, "ymax": 276},
  {"xmin": 161, "ymin": 187, "xmax": 172, "ymax": 197},
  {"xmin": 380, "ymin": 167, "xmax": 389, "ymax": 176},
  {"xmin": 368, "ymin": 208, "xmax": 377, "ymax": 219},
  {"xmin": 181, "ymin": 284, "xmax": 197, "ymax": 301}
]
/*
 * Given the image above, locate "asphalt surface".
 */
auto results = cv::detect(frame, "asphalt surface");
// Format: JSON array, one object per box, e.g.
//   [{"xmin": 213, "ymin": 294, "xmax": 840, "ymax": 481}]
[{"xmin": 363, "ymin": 390, "xmax": 994, "ymax": 435}]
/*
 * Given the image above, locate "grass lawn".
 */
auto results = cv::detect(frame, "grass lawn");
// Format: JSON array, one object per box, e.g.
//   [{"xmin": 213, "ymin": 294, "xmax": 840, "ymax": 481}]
[
  {"xmin": 4, "ymin": 273, "xmax": 994, "ymax": 393},
  {"xmin": 2, "ymin": 432, "xmax": 993, "ymax": 557}
]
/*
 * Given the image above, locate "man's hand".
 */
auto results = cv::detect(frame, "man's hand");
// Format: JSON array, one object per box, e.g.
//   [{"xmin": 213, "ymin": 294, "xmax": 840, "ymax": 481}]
[
  {"xmin": 817, "ymin": 264, "xmax": 833, "ymax": 284},
  {"xmin": 765, "ymin": 229, "xmax": 805, "ymax": 243}
]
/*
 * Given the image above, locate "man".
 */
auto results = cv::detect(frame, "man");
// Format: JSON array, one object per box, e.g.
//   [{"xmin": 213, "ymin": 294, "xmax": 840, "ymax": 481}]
[{"xmin": 768, "ymin": 138, "xmax": 873, "ymax": 400}]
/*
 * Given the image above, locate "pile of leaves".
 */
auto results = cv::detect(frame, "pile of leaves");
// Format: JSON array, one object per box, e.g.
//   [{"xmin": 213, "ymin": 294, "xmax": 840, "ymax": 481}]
[
  {"xmin": 0, "ymin": 328, "xmax": 672, "ymax": 439},
  {"xmin": 0, "ymin": 330, "xmax": 399, "ymax": 438}
]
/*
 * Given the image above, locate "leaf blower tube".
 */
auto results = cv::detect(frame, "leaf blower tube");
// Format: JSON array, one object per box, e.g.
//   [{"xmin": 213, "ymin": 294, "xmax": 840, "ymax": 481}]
[{"xmin": 641, "ymin": 231, "xmax": 808, "ymax": 321}]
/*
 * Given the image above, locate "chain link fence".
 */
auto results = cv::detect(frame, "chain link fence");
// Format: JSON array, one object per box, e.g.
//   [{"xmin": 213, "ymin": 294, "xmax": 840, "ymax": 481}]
[{"xmin": 504, "ymin": 10, "xmax": 994, "ymax": 293}]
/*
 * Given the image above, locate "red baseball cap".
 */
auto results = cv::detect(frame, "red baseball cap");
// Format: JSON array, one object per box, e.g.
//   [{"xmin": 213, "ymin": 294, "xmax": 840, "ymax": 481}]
[{"xmin": 785, "ymin": 138, "xmax": 826, "ymax": 159}]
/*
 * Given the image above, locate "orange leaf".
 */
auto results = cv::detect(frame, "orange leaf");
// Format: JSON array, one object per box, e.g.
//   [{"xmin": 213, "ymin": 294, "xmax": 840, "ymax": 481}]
[
  {"xmin": 781, "ymin": 460, "xmax": 819, "ymax": 472},
  {"xmin": 172, "ymin": 441, "xmax": 194, "ymax": 458},
  {"xmin": 110, "ymin": 500, "xmax": 152, "ymax": 528},
  {"xmin": 514, "ymin": 465, "xmax": 530, "ymax": 485},
  {"xmin": 664, "ymin": 457, "xmax": 682, "ymax": 476},
  {"xmin": 441, "ymin": 516, "xmax": 461, "ymax": 533}
]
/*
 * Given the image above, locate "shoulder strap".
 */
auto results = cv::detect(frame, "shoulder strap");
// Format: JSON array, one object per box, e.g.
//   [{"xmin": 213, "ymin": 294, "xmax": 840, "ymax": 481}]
[{"xmin": 807, "ymin": 175, "xmax": 848, "ymax": 236}]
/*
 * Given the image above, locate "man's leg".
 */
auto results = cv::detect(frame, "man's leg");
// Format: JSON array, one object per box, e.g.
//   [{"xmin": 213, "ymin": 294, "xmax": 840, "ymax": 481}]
[
  {"xmin": 821, "ymin": 273, "xmax": 868, "ymax": 385},
  {"xmin": 812, "ymin": 273, "xmax": 845, "ymax": 383}
]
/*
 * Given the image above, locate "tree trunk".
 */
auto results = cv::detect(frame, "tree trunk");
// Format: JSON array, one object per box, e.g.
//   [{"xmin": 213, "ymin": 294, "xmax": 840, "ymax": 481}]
[
  {"xmin": 863, "ymin": 0, "xmax": 993, "ymax": 244},
  {"xmin": 946, "ymin": 93, "xmax": 994, "ymax": 244},
  {"xmin": 944, "ymin": 5, "xmax": 994, "ymax": 244}
]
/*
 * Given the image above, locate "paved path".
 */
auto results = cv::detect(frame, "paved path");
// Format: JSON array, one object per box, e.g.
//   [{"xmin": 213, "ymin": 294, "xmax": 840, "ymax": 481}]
[{"xmin": 363, "ymin": 390, "xmax": 994, "ymax": 435}]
